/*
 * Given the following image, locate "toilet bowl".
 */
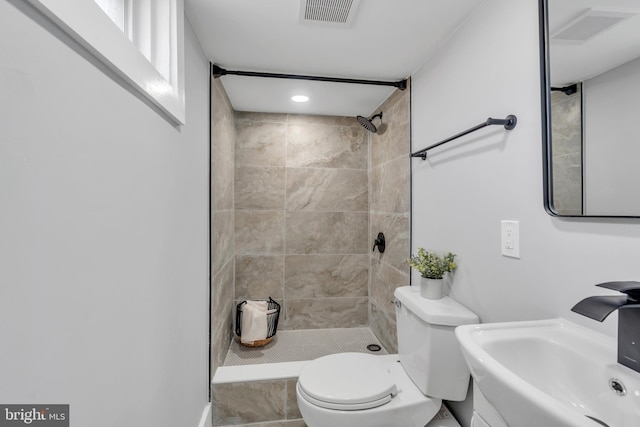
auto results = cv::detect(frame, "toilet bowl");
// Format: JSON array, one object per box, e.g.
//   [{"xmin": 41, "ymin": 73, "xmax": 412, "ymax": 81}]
[
  {"xmin": 296, "ymin": 353, "xmax": 441, "ymax": 427},
  {"xmin": 296, "ymin": 286, "xmax": 479, "ymax": 427}
]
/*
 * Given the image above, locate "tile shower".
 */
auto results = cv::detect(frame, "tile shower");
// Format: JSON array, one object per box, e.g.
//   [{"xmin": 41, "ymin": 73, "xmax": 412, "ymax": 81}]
[{"xmin": 210, "ymin": 76, "xmax": 411, "ymax": 426}]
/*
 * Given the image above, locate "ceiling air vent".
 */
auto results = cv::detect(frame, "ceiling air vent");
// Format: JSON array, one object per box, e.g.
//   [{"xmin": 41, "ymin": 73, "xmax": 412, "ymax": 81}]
[
  {"xmin": 300, "ymin": 0, "xmax": 361, "ymax": 27},
  {"xmin": 551, "ymin": 9, "xmax": 636, "ymax": 43}
]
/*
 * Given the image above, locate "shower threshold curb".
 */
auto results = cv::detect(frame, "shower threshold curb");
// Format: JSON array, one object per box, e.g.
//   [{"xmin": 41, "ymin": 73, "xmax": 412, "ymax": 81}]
[{"xmin": 212, "ymin": 354, "xmax": 399, "ymax": 385}]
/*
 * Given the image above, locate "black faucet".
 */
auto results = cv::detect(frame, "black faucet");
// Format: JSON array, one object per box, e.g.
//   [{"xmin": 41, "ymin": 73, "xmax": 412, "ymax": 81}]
[{"xmin": 572, "ymin": 281, "xmax": 640, "ymax": 373}]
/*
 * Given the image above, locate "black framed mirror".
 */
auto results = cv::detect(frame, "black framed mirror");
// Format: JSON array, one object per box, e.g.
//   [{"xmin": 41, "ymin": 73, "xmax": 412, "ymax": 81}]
[{"xmin": 540, "ymin": 0, "xmax": 640, "ymax": 217}]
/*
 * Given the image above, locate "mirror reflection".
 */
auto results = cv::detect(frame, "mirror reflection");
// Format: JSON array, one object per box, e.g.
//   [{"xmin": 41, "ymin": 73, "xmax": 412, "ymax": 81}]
[{"xmin": 544, "ymin": 0, "xmax": 640, "ymax": 216}]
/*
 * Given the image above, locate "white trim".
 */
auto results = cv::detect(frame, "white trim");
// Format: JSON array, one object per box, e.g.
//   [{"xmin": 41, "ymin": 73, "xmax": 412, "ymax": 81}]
[
  {"xmin": 197, "ymin": 403, "xmax": 211, "ymax": 427},
  {"xmin": 24, "ymin": 0, "xmax": 185, "ymax": 125}
]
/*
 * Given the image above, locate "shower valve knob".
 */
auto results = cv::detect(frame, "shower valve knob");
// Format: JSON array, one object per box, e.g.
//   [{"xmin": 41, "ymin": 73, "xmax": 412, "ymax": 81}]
[{"xmin": 372, "ymin": 232, "xmax": 385, "ymax": 253}]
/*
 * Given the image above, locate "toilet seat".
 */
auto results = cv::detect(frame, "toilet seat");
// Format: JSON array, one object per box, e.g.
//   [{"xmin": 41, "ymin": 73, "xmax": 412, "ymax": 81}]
[{"xmin": 297, "ymin": 353, "xmax": 397, "ymax": 411}]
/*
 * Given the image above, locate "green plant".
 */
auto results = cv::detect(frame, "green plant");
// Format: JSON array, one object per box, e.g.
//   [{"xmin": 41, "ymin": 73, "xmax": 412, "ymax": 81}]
[{"xmin": 408, "ymin": 248, "xmax": 457, "ymax": 279}]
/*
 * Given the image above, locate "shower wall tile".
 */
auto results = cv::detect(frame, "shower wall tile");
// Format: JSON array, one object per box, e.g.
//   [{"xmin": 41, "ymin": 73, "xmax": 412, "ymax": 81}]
[
  {"xmin": 212, "ymin": 380, "xmax": 287, "ymax": 426},
  {"xmin": 211, "ymin": 78, "xmax": 236, "ymax": 379},
  {"xmin": 235, "ymin": 255, "xmax": 284, "ymax": 301},
  {"xmin": 370, "ymin": 301, "xmax": 398, "ymax": 354},
  {"xmin": 287, "ymin": 114, "xmax": 355, "ymax": 127},
  {"xmin": 211, "ymin": 258, "xmax": 235, "ymax": 373},
  {"xmin": 370, "ymin": 213, "xmax": 410, "ymax": 272},
  {"xmin": 235, "ymin": 211, "xmax": 285, "ymax": 255},
  {"xmin": 286, "ymin": 379, "xmax": 302, "ymax": 420},
  {"xmin": 370, "ymin": 156, "xmax": 410, "ymax": 214},
  {"xmin": 370, "ymin": 258, "xmax": 409, "ymax": 321},
  {"xmin": 284, "ymin": 297, "xmax": 369, "ymax": 329},
  {"xmin": 235, "ymin": 166, "xmax": 286, "ymax": 210},
  {"xmin": 286, "ymin": 168, "xmax": 368, "ymax": 212},
  {"xmin": 285, "ymin": 211, "xmax": 368, "ymax": 254},
  {"xmin": 370, "ymin": 89, "xmax": 411, "ymax": 168},
  {"xmin": 236, "ymin": 111, "xmax": 288, "ymax": 125},
  {"xmin": 236, "ymin": 122, "xmax": 287, "ymax": 167},
  {"xmin": 211, "ymin": 210, "xmax": 235, "ymax": 277},
  {"xmin": 284, "ymin": 254, "xmax": 368, "ymax": 298},
  {"xmin": 234, "ymin": 112, "xmax": 371, "ymax": 331},
  {"xmin": 369, "ymin": 84, "xmax": 411, "ymax": 351},
  {"xmin": 287, "ymin": 124, "xmax": 367, "ymax": 169}
]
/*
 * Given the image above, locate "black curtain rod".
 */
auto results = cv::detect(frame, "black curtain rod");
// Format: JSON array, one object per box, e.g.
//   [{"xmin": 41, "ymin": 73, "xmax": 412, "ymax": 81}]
[
  {"xmin": 212, "ymin": 64, "xmax": 407, "ymax": 90},
  {"xmin": 411, "ymin": 115, "xmax": 517, "ymax": 160}
]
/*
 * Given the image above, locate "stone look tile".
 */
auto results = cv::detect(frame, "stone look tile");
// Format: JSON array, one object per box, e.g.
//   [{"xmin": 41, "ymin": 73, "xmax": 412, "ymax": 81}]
[
  {"xmin": 370, "ymin": 213, "xmax": 410, "ymax": 272},
  {"xmin": 236, "ymin": 111, "xmax": 288, "ymax": 124},
  {"xmin": 287, "ymin": 113, "xmax": 355, "ymax": 127},
  {"xmin": 286, "ymin": 379, "xmax": 302, "ymax": 420},
  {"xmin": 287, "ymin": 124, "xmax": 367, "ymax": 169},
  {"xmin": 212, "ymin": 210, "xmax": 234, "ymax": 274},
  {"xmin": 222, "ymin": 421, "xmax": 307, "ymax": 427},
  {"xmin": 284, "ymin": 255, "xmax": 368, "ymax": 297},
  {"xmin": 370, "ymin": 302, "xmax": 398, "ymax": 354},
  {"xmin": 370, "ymin": 258, "xmax": 409, "ymax": 320},
  {"xmin": 211, "ymin": 79, "xmax": 236, "ymax": 378},
  {"xmin": 370, "ymin": 87, "xmax": 411, "ymax": 168},
  {"xmin": 284, "ymin": 297, "xmax": 368, "ymax": 329},
  {"xmin": 235, "ymin": 255, "xmax": 284, "ymax": 300},
  {"xmin": 211, "ymin": 259, "xmax": 235, "ymax": 374},
  {"xmin": 235, "ymin": 211, "xmax": 285, "ymax": 255},
  {"xmin": 286, "ymin": 168, "xmax": 368, "ymax": 212},
  {"xmin": 286, "ymin": 212, "xmax": 368, "ymax": 254},
  {"xmin": 211, "ymin": 81, "xmax": 235, "ymax": 212},
  {"xmin": 235, "ymin": 166, "xmax": 285, "ymax": 210},
  {"xmin": 212, "ymin": 380, "xmax": 286, "ymax": 426},
  {"xmin": 370, "ymin": 156, "xmax": 410, "ymax": 214},
  {"xmin": 236, "ymin": 122, "xmax": 287, "ymax": 167}
]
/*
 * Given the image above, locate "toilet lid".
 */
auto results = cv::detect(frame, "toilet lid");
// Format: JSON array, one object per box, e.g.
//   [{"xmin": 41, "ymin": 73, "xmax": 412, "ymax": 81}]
[{"xmin": 298, "ymin": 353, "xmax": 397, "ymax": 410}]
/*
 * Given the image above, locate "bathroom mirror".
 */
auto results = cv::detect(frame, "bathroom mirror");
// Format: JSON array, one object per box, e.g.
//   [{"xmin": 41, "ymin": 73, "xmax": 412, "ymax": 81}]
[{"xmin": 540, "ymin": 0, "xmax": 640, "ymax": 217}]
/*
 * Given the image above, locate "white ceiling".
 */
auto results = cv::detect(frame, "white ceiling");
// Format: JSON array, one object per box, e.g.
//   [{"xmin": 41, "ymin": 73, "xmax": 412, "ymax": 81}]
[
  {"xmin": 548, "ymin": 0, "xmax": 640, "ymax": 85},
  {"xmin": 185, "ymin": 0, "xmax": 484, "ymax": 116}
]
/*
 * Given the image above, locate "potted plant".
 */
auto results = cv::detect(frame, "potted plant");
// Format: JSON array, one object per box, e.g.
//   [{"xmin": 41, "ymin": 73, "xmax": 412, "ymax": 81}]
[{"xmin": 408, "ymin": 248, "xmax": 457, "ymax": 299}]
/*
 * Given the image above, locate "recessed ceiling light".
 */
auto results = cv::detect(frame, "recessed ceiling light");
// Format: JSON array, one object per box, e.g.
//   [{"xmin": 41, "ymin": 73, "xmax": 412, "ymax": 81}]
[{"xmin": 291, "ymin": 95, "xmax": 309, "ymax": 103}]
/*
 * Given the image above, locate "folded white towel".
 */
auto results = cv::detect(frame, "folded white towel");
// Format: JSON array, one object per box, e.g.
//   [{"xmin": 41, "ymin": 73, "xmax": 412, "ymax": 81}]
[{"xmin": 240, "ymin": 300, "xmax": 269, "ymax": 344}]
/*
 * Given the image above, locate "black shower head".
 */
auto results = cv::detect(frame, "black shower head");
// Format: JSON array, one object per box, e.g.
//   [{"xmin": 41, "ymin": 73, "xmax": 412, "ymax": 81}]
[{"xmin": 356, "ymin": 112, "xmax": 383, "ymax": 133}]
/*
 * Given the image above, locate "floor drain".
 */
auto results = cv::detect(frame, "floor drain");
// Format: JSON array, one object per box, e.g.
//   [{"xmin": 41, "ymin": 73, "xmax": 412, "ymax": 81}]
[{"xmin": 367, "ymin": 344, "xmax": 381, "ymax": 352}]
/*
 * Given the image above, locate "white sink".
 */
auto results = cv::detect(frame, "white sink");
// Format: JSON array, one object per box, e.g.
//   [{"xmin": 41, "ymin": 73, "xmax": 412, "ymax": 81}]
[{"xmin": 455, "ymin": 318, "xmax": 640, "ymax": 427}]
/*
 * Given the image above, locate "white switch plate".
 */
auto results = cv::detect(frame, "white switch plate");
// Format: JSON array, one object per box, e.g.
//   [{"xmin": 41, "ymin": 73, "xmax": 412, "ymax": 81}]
[{"xmin": 501, "ymin": 220, "xmax": 520, "ymax": 258}]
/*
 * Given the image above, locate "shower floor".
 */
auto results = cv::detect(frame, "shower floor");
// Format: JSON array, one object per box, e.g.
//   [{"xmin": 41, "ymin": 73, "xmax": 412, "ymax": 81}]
[{"xmin": 222, "ymin": 327, "xmax": 388, "ymax": 366}]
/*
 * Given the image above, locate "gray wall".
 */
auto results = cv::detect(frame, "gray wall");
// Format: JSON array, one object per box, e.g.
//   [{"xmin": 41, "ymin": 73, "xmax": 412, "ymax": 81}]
[
  {"xmin": 234, "ymin": 113, "xmax": 369, "ymax": 330},
  {"xmin": 0, "ymin": 2, "xmax": 210, "ymax": 426}
]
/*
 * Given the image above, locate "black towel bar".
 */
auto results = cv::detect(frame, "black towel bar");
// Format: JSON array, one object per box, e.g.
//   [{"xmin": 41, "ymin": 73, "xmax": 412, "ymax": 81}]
[{"xmin": 411, "ymin": 115, "xmax": 517, "ymax": 160}]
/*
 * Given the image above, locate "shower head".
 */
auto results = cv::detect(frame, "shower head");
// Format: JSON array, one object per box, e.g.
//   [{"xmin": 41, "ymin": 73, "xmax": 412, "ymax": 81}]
[{"xmin": 356, "ymin": 112, "xmax": 383, "ymax": 133}]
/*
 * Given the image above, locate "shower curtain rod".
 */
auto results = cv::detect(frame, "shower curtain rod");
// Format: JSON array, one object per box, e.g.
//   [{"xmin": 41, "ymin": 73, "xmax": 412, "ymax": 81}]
[
  {"xmin": 211, "ymin": 64, "xmax": 407, "ymax": 90},
  {"xmin": 411, "ymin": 115, "xmax": 518, "ymax": 160}
]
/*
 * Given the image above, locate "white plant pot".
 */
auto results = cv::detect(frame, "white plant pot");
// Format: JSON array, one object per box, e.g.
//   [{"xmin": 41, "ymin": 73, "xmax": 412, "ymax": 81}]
[{"xmin": 420, "ymin": 277, "xmax": 444, "ymax": 299}]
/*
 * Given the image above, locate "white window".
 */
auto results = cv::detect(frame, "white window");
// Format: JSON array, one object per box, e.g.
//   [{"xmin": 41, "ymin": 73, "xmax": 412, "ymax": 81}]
[{"xmin": 25, "ymin": 0, "xmax": 185, "ymax": 125}]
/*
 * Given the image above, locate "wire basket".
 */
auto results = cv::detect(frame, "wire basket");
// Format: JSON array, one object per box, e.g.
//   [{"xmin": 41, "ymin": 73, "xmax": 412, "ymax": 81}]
[{"xmin": 235, "ymin": 297, "xmax": 281, "ymax": 347}]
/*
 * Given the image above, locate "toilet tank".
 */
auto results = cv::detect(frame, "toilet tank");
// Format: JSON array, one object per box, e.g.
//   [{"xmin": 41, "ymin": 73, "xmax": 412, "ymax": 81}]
[{"xmin": 394, "ymin": 286, "xmax": 478, "ymax": 401}]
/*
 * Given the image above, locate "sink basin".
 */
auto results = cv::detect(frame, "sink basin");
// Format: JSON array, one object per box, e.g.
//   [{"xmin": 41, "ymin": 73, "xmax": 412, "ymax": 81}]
[{"xmin": 455, "ymin": 318, "xmax": 640, "ymax": 427}]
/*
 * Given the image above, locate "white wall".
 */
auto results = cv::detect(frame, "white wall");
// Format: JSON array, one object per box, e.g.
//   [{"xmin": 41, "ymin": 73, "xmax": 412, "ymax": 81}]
[
  {"xmin": 584, "ymin": 57, "xmax": 640, "ymax": 215},
  {"xmin": 0, "ymin": 2, "xmax": 210, "ymax": 427},
  {"xmin": 411, "ymin": 0, "xmax": 640, "ymax": 420}
]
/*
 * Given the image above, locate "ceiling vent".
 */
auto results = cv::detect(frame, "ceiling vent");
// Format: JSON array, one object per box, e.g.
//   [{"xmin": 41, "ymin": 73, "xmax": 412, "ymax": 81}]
[
  {"xmin": 551, "ymin": 9, "xmax": 636, "ymax": 43},
  {"xmin": 299, "ymin": 0, "xmax": 361, "ymax": 27}
]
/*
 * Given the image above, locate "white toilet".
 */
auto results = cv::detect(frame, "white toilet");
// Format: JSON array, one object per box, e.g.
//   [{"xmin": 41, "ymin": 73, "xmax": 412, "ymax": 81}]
[{"xmin": 296, "ymin": 285, "xmax": 479, "ymax": 427}]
